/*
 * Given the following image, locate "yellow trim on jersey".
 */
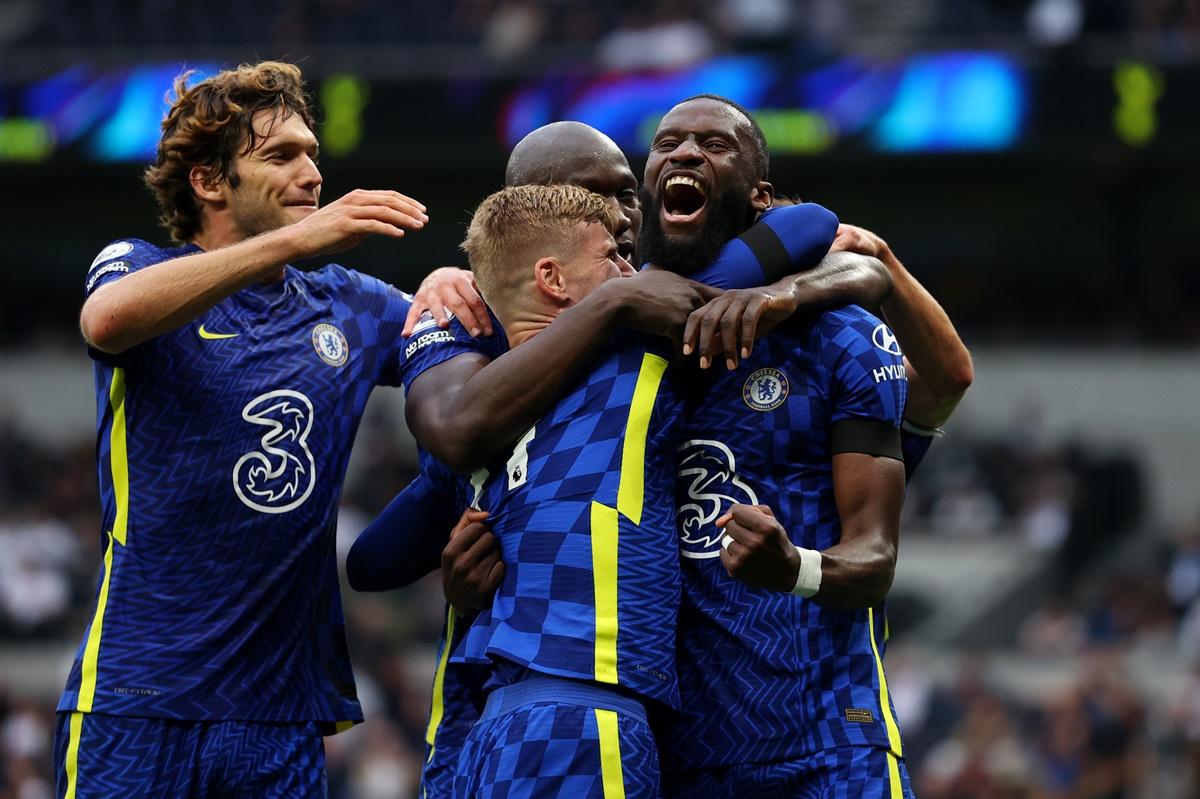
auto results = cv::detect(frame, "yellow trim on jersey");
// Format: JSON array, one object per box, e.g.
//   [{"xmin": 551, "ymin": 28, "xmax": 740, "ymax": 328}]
[
  {"xmin": 78, "ymin": 531, "xmax": 116, "ymax": 712},
  {"xmin": 589, "ymin": 352, "xmax": 669, "ymax": 686},
  {"xmin": 425, "ymin": 606, "xmax": 457, "ymax": 748},
  {"xmin": 887, "ymin": 751, "xmax": 904, "ymax": 798},
  {"xmin": 109, "ymin": 368, "xmax": 129, "ymax": 546},
  {"xmin": 590, "ymin": 502, "xmax": 620, "ymax": 684},
  {"xmin": 64, "ymin": 711, "xmax": 84, "ymax": 799},
  {"xmin": 616, "ymin": 354, "xmax": 668, "ymax": 525},
  {"xmin": 868, "ymin": 607, "xmax": 904, "ymax": 757},
  {"xmin": 595, "ymin": 708, "xmax": 626, "ymax": 799},
  {"xmin": 77, "ymin": 369, "xmax": 130, "ymax": 712},
  {"xmin": 333, "ymin": 720, "xmax": 355, "ymax": 733}
]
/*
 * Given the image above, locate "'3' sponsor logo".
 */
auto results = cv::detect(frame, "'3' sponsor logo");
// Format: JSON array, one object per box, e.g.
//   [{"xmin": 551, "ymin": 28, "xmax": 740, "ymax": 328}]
[{"xmin": 233, "ymin": 390, "xmax": 317, "ymax": 514}]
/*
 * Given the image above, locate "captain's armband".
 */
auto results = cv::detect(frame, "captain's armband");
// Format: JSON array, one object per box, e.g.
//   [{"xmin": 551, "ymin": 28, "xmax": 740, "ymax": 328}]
[{"xmin": 831, "ymin": 418, "xmax": 902, "ymax": 460}]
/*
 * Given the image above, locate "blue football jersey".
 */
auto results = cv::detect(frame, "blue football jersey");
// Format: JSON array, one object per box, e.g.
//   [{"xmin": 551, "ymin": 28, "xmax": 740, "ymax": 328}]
[
  {"xmin": 662, "ymin": 305, "xmax": 908, "ymax": 767},
  {"xmin": 401, "ymin": 308, "xmax": 508, "ymax": 396},
  {"xmin": 453, "ymin": 331, "xmax": 684, "ymax": 709},
  {"xmin": 59, "ymin": 237, "xmax": 439, "ymax": 729},
  {"xmin": 900, "ymin": 423, "xmax": 938, "ymax": 480}
]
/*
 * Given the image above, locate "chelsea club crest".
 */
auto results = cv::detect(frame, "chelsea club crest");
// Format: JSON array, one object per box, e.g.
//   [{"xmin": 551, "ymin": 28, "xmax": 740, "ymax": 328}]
[
  {"xmin": 743, "ymin": 367, "xmax": 789, "ymax": 411},
  {"xmin": 312, "ymin": 323, "xmax": 349, "ymax": 367}
]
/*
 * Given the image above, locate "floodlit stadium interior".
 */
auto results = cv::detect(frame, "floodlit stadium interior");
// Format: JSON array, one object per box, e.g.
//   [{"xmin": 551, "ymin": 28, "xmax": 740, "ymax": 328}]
[{"xmin": 1, "ymin": 1, "xmax": 1199, "ymax": 797}]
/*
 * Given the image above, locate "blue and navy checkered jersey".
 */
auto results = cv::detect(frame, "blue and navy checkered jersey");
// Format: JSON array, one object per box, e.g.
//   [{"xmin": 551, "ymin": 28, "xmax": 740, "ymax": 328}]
[
  {"xmin": 452, "ymin": 331, "xmax": 684, "ymax": 709},
  {"xmin": 662, "ymin": 305, "xmax": 909, "ymax": 767},
  {"xmin": 58, "ymin": 237, "xmax": 438, "ymax": 728}
]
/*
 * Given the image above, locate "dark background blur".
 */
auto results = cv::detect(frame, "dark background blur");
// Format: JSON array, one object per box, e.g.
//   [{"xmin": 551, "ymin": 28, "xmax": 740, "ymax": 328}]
[{"xmin": 2, "ymin": 1, "xmax": 1199, "ymax": 797}]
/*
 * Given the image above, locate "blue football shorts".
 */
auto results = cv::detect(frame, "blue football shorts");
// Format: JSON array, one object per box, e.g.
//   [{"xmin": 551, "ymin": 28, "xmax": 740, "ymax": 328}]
[
  {"xmin": 54, "ymin": 711, "xmax": 326, "ymax": 798},
  {"xmin": 454, "ymin": 674, "xmax": 661, "ymax": 798},
  {"xmin": 662, "ymin": 745, "xmax": 914, "ymax": 799}
]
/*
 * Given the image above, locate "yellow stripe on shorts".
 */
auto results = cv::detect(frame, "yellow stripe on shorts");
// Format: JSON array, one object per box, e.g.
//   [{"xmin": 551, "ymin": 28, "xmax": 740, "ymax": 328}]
[
  {"xmin": 63, "ymin": 711, "xmax": 84, "ymax": 799},
  {"xmin": 887, "ymin": 751, "xmax": 903, "ymax": 798},
  {"xmin": 595, "ymin": 708, "xmax": 626, "ymax": 799}
]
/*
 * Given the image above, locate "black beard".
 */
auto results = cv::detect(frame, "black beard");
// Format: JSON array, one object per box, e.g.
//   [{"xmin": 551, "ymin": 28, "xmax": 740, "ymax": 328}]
[{"xmin": 636, "ymin": 184, "xmax": 757, "ymax": 275}]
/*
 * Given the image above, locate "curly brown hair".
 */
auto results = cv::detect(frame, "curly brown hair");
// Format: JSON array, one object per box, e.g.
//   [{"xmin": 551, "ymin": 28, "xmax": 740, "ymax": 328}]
[{"xmin": 144, "ymin": 61, "xmax": 316, "ymax": 243}]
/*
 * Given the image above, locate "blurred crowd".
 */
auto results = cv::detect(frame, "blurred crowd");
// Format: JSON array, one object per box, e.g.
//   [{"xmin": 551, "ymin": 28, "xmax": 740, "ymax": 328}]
[
  {"xmin": 1, "ymin": 394, "xmax": 1199, "ymax": 797},
  {"xmin": 5, "ymin": 0, "xmax": 1200, "ymax": 62}
]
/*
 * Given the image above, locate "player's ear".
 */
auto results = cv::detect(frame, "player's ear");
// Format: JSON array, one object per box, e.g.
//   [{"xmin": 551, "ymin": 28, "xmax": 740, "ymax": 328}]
[
  {"xmin": 750, "ymin": 180, "xmax": 774, "ymax": 214},
  {"xmin": 533, "ymin": 256, "xmax": 570, "ymax": 305},
  {"xmin": 189, "ymin": 165, "xmax": 225, "ymax": 204}
]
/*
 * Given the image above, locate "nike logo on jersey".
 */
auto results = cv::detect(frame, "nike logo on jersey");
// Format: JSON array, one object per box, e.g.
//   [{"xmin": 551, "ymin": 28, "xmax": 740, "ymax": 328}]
[{"xmin": 198, "ymin": 324, "xmax": 239, "ymax": 340}]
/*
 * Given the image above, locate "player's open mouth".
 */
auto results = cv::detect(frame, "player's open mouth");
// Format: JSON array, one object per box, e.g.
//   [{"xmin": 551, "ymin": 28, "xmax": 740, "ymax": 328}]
[
  {"xmin": 617, "ymin": 239, "xmax": 635, "ymax": 262},
  {"xmin": 661, "ymin": 174, "xmax": 707, "ymax": 228}
]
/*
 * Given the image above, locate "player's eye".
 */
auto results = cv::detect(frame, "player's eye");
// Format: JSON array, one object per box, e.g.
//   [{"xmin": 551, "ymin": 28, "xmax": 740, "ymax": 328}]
[
  {"xmin": 705, "ymin": 140, "xmax": 731, "ymax": 152},
  {"xmin": 652, "ymin": 139, "xmax": 677, "ymax": 151},
  {"xmin": 619, "ymin": 188, "xmax": 638, "ymax": 203}
]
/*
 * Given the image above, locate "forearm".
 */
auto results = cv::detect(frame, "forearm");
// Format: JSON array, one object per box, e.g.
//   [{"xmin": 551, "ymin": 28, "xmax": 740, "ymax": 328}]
[
  {"xmin": 776, "ymin": 251, "xmax": 892, "ymax": 312},
  {"xmin": 81, "ymin": 227, "xmax": 302, "ymax": 353},
  {"xmin": 346, "ymin": 475, "xmax": 456, "ymax": 591},
  {"xmin": 412, "ymin": 283, "xmax": 625, "ymax": 471},
  {"xmin": 878, "ymin": 249, "xmax": 972, "ymax": 400},
  {"xmin": 811, "ymin": 534, "xmax": 896, "ymax": 610},
  {"xmin": 812, "ymin": 450, "xmax": 904, "ymax": 609}
]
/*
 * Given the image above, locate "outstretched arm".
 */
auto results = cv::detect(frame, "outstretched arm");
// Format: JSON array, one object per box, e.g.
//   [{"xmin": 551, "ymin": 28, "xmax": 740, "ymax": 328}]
[
  {"xmin": 832, "ymin": 224, "xmax": 973, "ymax": 428},
  {"xmin": 681, "ymin": 203, "xmax": 893, "ymax": 370},
  {"xmin": 82, "ymin": 190, "xmax": 427, "ymax": 354},
  {"xmin": 406, "ymin": 270, "xmax": 718, "ymax": 472},
  {"xmin": 684, "ymin": 251, "xmax": 892, "ymax": 369}
]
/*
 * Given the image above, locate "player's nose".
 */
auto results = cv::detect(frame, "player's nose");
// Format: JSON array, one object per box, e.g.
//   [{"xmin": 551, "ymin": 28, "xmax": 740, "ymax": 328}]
[
  {"xmin": 297, "ymin": 154, "xmax": 322, "ymax": 191},
  {"xmin": 608, "ymin": 197, "xmax": 633, "ymax": 237},
  {"xmin": 667, "ymin": 136, "xmax": 703, "ymax": 164}
]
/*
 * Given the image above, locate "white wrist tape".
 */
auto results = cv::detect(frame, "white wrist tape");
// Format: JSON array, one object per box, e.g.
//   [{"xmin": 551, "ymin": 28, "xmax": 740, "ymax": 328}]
[{"xmin": 790, "ymin": 546, "xmax": 823, "ymax": 598}]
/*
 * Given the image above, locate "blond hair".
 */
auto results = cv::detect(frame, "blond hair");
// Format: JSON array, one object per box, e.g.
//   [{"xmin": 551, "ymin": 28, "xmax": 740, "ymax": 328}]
[
  {"xmin": 144, "ymin": 61, "xmax": 315, "ymax": 243},
  {"xmin": 462, "ymin": 184, "xmax": 618, "ymax": 309}
]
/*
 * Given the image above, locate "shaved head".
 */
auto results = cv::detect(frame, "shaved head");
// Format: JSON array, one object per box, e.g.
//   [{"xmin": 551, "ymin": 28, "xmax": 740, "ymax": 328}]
[
  {"xmin": 505, "ymin": 121, "xmax": 628, "ymax": 186},
  {"xmin": 504, "ymin": 121, "xmax": 642, "ymax": 262}
]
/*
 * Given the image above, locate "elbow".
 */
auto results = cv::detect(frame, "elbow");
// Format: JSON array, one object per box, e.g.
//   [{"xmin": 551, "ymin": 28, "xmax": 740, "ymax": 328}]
[
  {"xmin": 864, "ymin": 257, "xmax": 894, "ymax": 304},
  {"xmin": 942, "ymin": 353, "xmax": 975, "ymax": 398},
  {"xmin": 922, "ymin": 350, "xmax": 973, "ymax": 402},
  {"xmin": 344, "ymin": 547, "xmax": 372, "ymax": 592},
  {"xmin": 408, "ymin": 401, "xmax": 490, "ymax": 474},
  {"xmin": 823, "ymin": 541, "xmax": 896, "ymax": 609},
  {"xmin": 430, "ymin": 415, "xmax": 494, "ymax": 474},
  {"xmin": 860, "ymin": 546, "xmax": 897, "ymax": 607},
  {"xmin": 80, "ymin": 297, "xmax": 131, "ymax": 354},
  {"xmin": 430, "ymin": 432, "xmax": 483, "ymax": 474}
]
